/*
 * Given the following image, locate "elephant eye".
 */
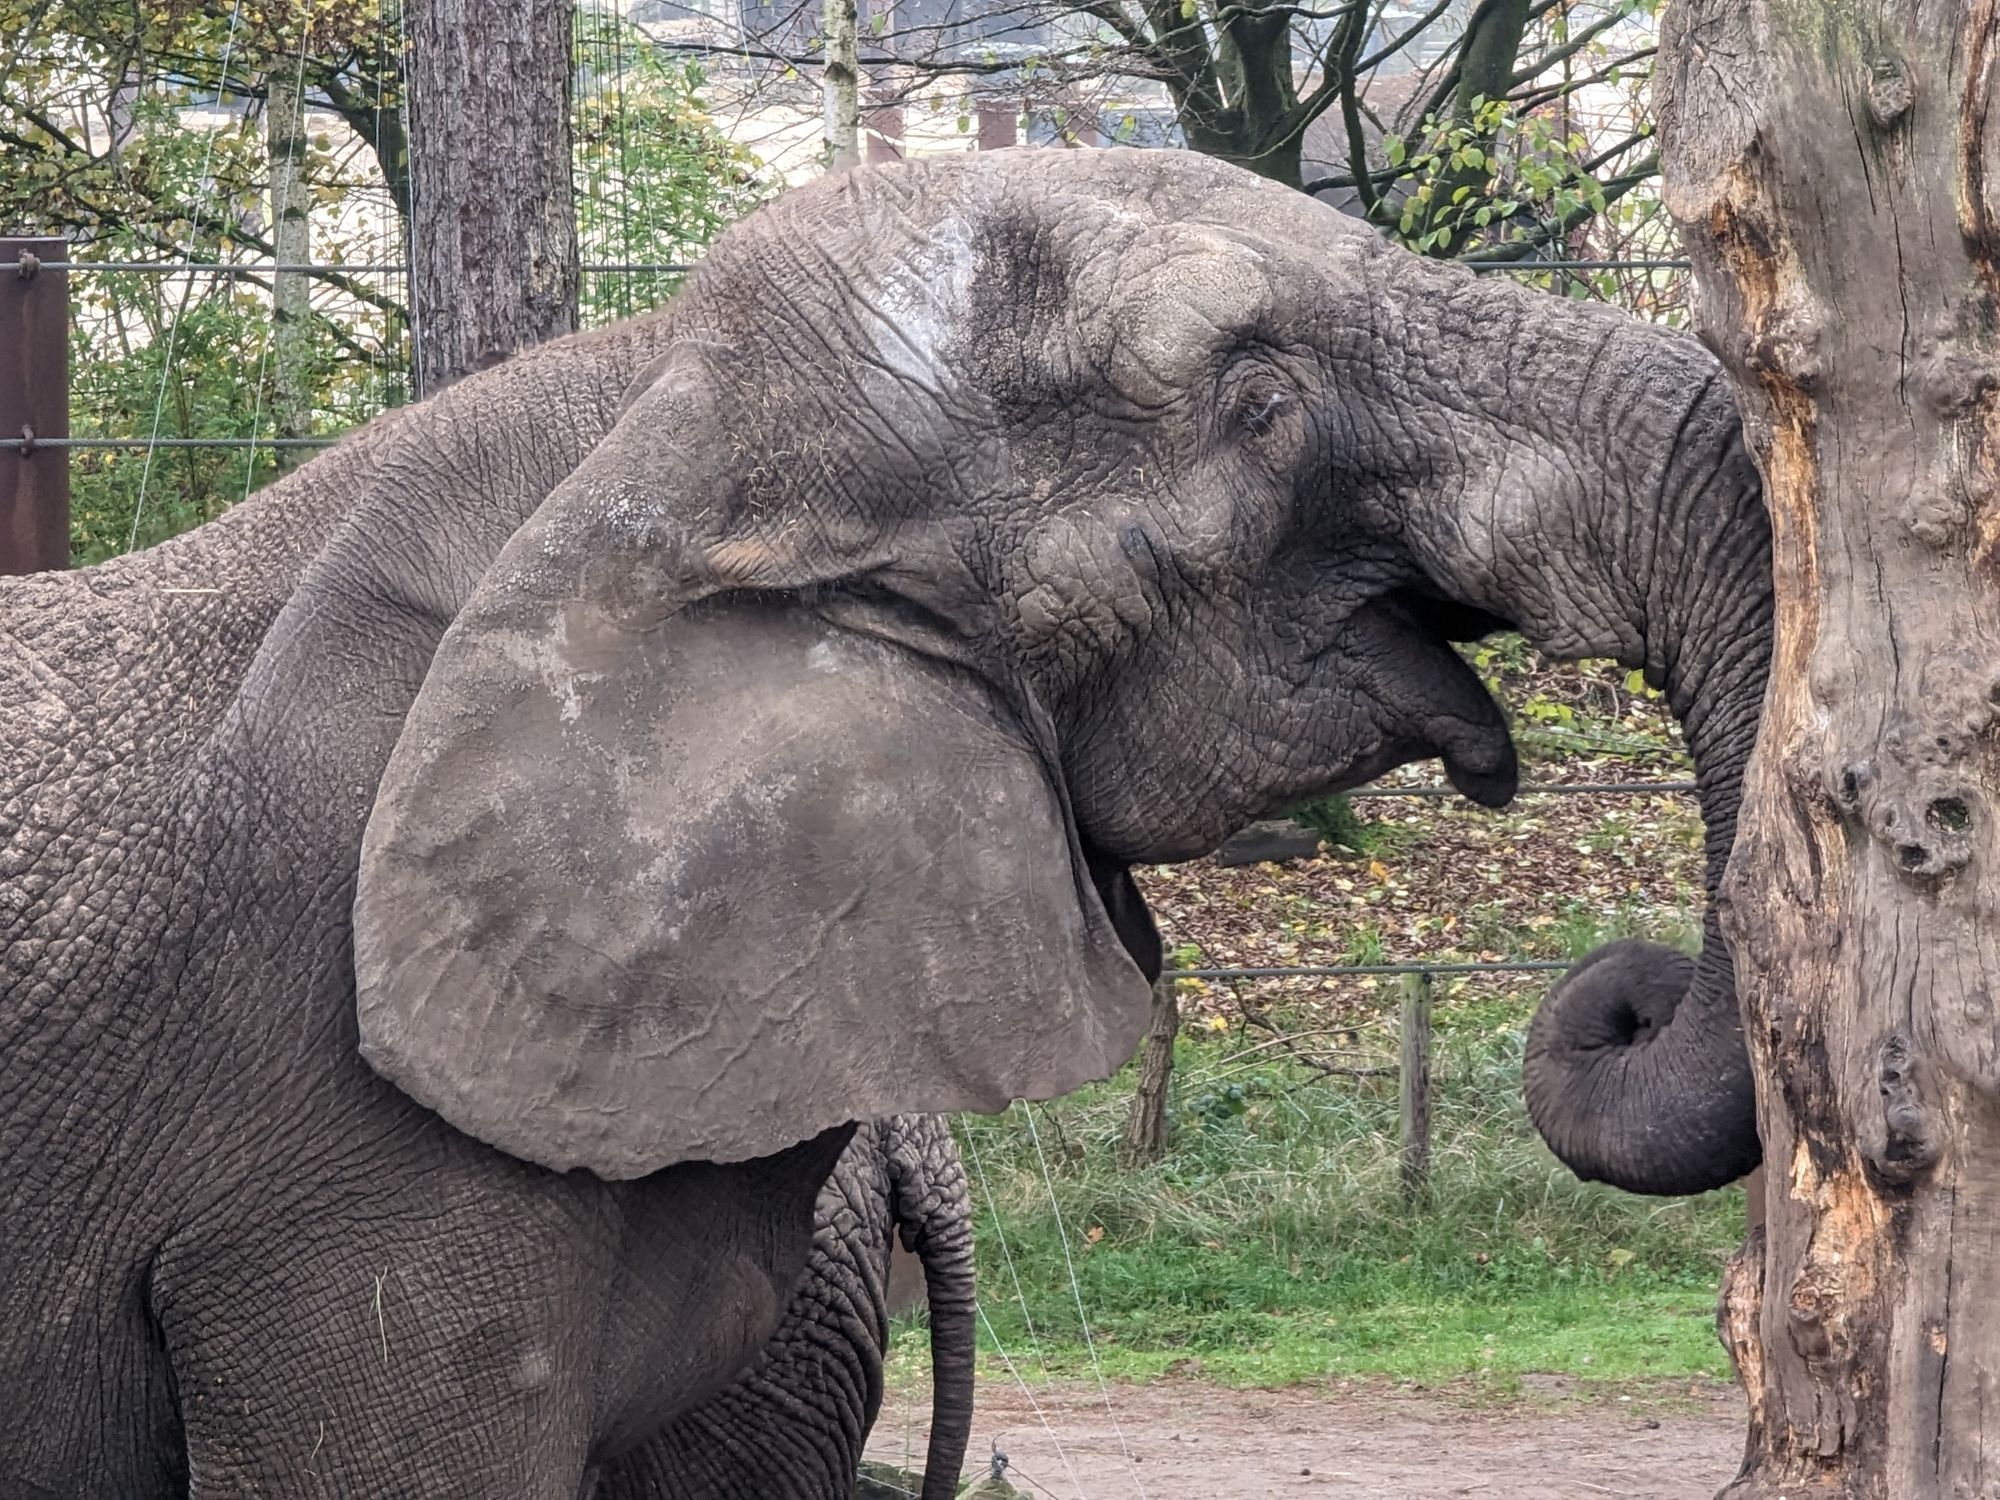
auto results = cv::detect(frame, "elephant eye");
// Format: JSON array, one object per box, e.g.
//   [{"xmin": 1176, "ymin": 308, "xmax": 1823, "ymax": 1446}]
[
  {"xmin": 1224, "ymin": 374, "xmax": 1293, "ymax": 442},
  {"xmin": 1216, "ymin": 350, "xmax": 1297, "ymax": 440}
]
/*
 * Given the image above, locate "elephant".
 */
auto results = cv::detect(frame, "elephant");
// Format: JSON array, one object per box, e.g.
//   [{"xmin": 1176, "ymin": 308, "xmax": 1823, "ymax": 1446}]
[
  {"xmin": 595, "ymin": 1114, "xmax": 975, "ymax": 1499},
  {"xmin": 0, "ymin": 143, "xmax": 1763, "ymax": 1497}
]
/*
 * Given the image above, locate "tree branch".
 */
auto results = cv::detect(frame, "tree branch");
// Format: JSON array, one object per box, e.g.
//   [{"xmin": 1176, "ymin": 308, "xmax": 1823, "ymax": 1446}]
[
  {"xmin": 1333, "ymin": 6, "xmax": 1376, "ymax": 215},
  {"xmin": 1509, "ymin": 4, "xmax": 1637, "ymax": 85},
  {"xmin": 1455, "ymin": 153, "xmax": 1658, "ymax": 263},
  {"xmin": 1512, "ymin": 45, "xmax": 1655, "ymax": 114}
]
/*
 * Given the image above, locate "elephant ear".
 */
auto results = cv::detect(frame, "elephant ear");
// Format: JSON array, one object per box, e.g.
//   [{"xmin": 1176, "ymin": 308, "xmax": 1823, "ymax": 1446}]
[{"xmin": 351, "ymin": 361, "xmax": 1154, "ymax": 1181}]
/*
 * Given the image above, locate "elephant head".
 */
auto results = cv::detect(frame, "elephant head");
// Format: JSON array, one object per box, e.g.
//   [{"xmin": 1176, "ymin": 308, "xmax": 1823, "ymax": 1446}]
[
  {"xmin": 351, "ymin": 148, "xmax": 1767, "ymax": 1198},
  {"xmin": 350, "ymin": 149, "xmax": 1523, "ymax": 1180}
]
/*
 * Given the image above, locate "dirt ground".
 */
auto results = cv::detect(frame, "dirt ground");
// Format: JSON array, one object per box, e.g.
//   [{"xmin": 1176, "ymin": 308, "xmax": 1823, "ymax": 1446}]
[{"xmin": 867, "ymin": 1377, "xmax": 1746, "ymax": 1499}]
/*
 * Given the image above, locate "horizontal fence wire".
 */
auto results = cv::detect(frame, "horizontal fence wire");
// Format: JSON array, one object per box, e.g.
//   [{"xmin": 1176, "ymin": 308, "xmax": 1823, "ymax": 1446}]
[
  {"xmin": 1347, "ymin": 780, "xmax": 1694, "ymax": 798},
  {"xmin": 14, "ymin": 257, "xmax": 1681, "ymax": 277},
  {"xmin": 14, "ymin": 259, "xmax": 692, "ymax": 276},
  {"xmin": 0, "ymin": 436, "xmax": 339, "ymax": 450},
  {"xmin": 1466, "ymin": 257, "xmax": 1690, "ymax": 272},
  {"xmin": 15, "ymin": 234, "xmax": 1690, "ymax": 993},
  {"xmin": 1180, "ymin": 960, "xmax": 1572, "ymax": 979}
]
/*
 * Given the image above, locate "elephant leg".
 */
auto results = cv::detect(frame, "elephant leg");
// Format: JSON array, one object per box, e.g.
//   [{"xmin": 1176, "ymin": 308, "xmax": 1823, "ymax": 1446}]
[{"xmin": 148, "ymin": 1214, "xmax": 601, "ymax": 1499}]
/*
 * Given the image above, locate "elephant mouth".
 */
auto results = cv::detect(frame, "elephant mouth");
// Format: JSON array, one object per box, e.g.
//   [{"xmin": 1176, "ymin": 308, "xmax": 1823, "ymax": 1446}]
[
  {"xmin": 1343, "ymin": 586, "xmax": 1520, "ymax": 810},
  {"xmin": 1402, "ymin": 590, "xmax": 1514, "ymax": 646}
]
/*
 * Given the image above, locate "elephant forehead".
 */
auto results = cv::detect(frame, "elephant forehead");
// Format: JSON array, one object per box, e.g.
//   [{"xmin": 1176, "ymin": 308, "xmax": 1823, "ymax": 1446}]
[{"xmin": 1079, "ymin": 226, "xmax": 1274, "ymax": 397}]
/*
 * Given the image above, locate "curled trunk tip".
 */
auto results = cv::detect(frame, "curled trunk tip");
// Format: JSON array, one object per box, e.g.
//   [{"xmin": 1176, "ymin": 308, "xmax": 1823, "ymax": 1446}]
[{"xmin": 1523, "ymin": 936, "xmax": 1760, "ymax": 1196}]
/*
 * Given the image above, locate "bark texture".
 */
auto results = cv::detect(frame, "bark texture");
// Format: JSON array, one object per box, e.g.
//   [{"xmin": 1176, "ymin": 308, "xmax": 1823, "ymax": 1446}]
[
  {"xmin": 822, "ymin": 0, "xmax": 860, "ymax": 170},
  {"xmin": 1121, "ymin": 968, "xmax": 1180, "ymax": 1164},
  {"xmin": 1659, "ymin": 5, "xmax": 2000, "ymax": 1494},
  {"xmin": 266, "ymin": 66, "xmax": 311, "ymax": 470},
  {"xmin": 406, "ymin": 0, "xmax": 578, "ymax": 397}
]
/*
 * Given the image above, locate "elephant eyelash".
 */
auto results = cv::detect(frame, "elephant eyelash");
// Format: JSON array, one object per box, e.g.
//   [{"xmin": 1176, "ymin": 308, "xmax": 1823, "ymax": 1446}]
[{"xmin": 1233, "ymin": 386, "xmax": 1290, "ymax": 439}]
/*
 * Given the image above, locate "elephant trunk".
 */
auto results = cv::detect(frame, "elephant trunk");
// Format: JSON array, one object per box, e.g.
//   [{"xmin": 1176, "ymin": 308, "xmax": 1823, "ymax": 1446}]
[
  {"xmin": 885, "ymin": 1116, "xmax": 978, "ymax": 1500},
  {"xmin": 1378, "ymin": 270, "xmax": 1772, "ymax": 1196}
]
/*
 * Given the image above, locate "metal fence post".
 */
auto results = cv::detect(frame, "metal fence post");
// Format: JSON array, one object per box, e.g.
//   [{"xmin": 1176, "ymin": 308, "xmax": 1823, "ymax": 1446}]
[
  {"xmin": 1399, "ymin": 972, "xmax": 1433, "ymax": 1204},
  {"xmin": 0, "ymin": 237, "xmax": 69, "ymax": 574}
]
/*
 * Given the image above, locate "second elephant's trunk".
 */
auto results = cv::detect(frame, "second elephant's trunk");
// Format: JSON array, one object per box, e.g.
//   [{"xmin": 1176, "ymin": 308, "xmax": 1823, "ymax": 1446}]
[
  {"xmin": 1366, "ymin": 256, "xmax": 1771, "ymax": 1196},
  {"xmin": 884, "ymin": 1116, "xmax": 978, "ymax": 1500}
]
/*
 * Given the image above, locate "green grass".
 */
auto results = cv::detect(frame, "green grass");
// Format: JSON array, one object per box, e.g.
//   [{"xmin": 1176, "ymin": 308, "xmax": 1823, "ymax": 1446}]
[{"xmin": 946, "ymin": 1026, "xmax": 1742, "ymax": 1394}]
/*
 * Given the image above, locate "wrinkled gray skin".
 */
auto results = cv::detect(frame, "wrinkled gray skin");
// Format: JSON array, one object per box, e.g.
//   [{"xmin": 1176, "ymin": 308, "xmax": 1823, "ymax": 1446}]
[
  {"xmin": 0, "ymin": 147, "xmax": 1761, "ymax": 1498},
  {"xmin": 597, "ymin": 1116, "xmax": 975, "ymax": 1500},
  {"xmin": 1392, "ymin": 289, "xmax": 1771, "ymax": 1198}
]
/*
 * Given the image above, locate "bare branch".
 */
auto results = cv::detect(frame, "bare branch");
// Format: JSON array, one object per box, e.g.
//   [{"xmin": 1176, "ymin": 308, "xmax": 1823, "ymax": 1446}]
[
  {"xmin": 1510, "ymin": 4, "xmax": 1641, "ymax": 85},
  {"xmin": 1511, "ymin": 45, "xmax": 1654, "ymax": 114}
]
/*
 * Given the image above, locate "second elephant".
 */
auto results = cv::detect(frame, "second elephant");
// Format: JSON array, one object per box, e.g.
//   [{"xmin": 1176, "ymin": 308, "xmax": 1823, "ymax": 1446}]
[{"xmin": 597, "ymin": 1116, "xmax": 975, "ymax": 1500}]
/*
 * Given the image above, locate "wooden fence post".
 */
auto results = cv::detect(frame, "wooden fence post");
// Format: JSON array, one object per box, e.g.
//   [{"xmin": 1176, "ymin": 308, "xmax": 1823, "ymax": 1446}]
[
  {"xmin": 0, "ymin": 237, "xmax": 69, "ymax": 574},
  {"xmin": 1399, "ymin": 972, "xmax": 1432, "ymax": 1203},
  {"xmin": 1120, "ymin": 958, "xmax": 1180, "ymax": 1165}
]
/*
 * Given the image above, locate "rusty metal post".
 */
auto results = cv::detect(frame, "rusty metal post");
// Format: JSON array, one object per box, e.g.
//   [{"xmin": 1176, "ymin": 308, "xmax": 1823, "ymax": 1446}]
[
  {"xmin": 976, "ymin": 101, "xmax": 1018, "ymax": 151},
  {"xmin": 1399, "ymin": 972, "xmax": 1432, "ymax": 1204},
  {"xmin": 0, "ymin": 237, "xmax": 69, "ymax": 573}
]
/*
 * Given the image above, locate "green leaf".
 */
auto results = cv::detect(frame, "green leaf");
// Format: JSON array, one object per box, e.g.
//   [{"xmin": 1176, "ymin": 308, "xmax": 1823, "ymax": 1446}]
[{"xmin": 1385, "ymin": 136, "xmax": 1406, "ymax": 167}]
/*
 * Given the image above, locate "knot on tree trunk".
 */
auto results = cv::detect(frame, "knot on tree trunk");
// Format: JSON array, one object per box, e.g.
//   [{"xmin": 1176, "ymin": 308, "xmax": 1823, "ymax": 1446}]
[
  {"xmin": 1861, "ymin": 1032, "xmax": 1942, "ymax": 1186},
  {"xmin": 1821, "ymin": 690, "xmax": 1993, "ymax": 883}
]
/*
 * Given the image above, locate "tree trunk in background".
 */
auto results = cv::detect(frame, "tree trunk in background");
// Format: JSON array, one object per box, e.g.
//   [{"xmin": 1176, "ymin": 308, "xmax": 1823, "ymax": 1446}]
[
  {"xmin": 1173, "ymin": 0, "xmax": 1303, "ymax": 189},
  {"xmin": 406, "ymin": 0, "xmax": 577, "ymax": 397},
  {"xmin": 822, "ymin": 0, "xmax": 860, "ymax": 170},
  {"xmin": 1121, "ymin": 966, "xmax": 1179, "ymax": 1165},
  {"xmin": 1658, "ymin": 5, "xmax": 2000, "ymax": 1494},
  {"xmin": 266, "ymin": 66, "xmax": 311, "ymax": 471},
  {"xmin": 1416, "ymin": 0, "xmax": 1529, "ymax": 254}
]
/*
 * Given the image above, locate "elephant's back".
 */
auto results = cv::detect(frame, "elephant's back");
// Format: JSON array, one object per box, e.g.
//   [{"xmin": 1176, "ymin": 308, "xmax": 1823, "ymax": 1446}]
[
  {"xmin": 2, "ymin": 415, "xmax": 401, "ymax": 793},
  {"xmin": 0, "ymin": 415, "xmax": 401, "ymax": 1044}
]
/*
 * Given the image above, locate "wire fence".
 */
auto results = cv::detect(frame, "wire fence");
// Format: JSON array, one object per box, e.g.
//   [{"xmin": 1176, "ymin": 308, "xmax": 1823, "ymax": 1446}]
[
  {"xmin": 2, "ymin": 240, "xmax": 1705, "ymax": 993},
  {"xmin": 1, "ymin": 25, "xmax": 1701, "ymax": 993}
]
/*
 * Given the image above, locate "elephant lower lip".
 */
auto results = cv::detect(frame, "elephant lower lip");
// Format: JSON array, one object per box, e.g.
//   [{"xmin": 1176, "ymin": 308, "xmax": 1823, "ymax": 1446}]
[
  {"xmin": 1443, "ymin": 750, "xmax": 1518, "ymax": 808},
  {"xmin": 1375, "ymin": 586, "xmax": 1521, "ymax": 810},
  {"xmin": 1083, "ymin": 845, "xmax": 1164, "ymax": 983}
]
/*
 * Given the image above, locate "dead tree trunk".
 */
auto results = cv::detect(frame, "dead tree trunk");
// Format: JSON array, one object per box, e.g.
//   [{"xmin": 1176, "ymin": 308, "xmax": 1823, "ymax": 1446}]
[
  {"xmin": 406, "ymin": 0, "xmax": 578, "ymax": 397},
  {"xmin": 1658, "ymin": 6, "xmax": 2000, "ymax": 1494}
]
